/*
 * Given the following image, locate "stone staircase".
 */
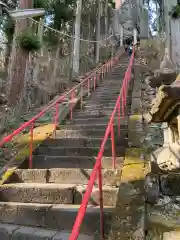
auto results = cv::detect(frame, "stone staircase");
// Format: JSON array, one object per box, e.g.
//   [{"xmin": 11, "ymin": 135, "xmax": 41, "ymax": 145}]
[{"xmin": 0, "ymin": 56, "xmax": 133, "ymax": 239}]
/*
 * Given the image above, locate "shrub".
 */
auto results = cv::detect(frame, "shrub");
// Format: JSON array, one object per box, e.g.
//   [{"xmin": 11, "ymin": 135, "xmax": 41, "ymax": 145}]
[
  {"xmin": 169, "ymin": 4, "xmax": 180, "ymax": 19},
  {"xmin": 17, "ymin": 31, "xmax": 41, "ymax": 52}
]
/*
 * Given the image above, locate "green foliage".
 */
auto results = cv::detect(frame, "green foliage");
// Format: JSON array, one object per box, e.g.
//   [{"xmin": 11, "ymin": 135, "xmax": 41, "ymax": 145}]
[
  {"xmin": 33, "ymin": 0, "xmax": 50, "ymax": 9},
  {"xmin": 108, "ymin": 0, "xmax": 115, "ymax": 9},
  {"xmin": 169, "ymin": 3, "xmax": 180, "ymax": 19},
  {"xmin": 51, "ymin": 0, "xmax": 76, "ymax": 30},
  {"xmin": 3, "ymin": 18, "xmax": 15, "ymax": 39},
  {"xmin": 43, "ymin": 30, "xmax": 59, "ymax": 47},
  {"xmin": 17, "ymin": 30, "xmax": 42, "ymax": 52}
]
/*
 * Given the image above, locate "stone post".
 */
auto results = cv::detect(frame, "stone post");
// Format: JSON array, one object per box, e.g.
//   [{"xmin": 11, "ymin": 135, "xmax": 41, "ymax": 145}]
[
  {"xmin": 133, "ymin": 28, "xmax": 137, "ymax": 45},
  {"xmin": 177, "ymin": 114, "xmax": 180, "ymax": 141},
  {"xmin": 168, "ymin": 125, "xmax": 174, "ymax": 144},
  {"xmin": 162, "ymin": 123, "xmax": 169, "ymax": 147},
  {"xmin": 120, "ymin": 24, "xmax": 123, "ymax": 46}
]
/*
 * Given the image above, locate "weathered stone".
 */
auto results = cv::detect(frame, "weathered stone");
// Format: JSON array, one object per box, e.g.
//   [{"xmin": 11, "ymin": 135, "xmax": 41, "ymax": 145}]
[
  {"xmin": 160, "ymin": 174, "xmax": 180, "ymax": 196},
  {"xmin": 163, "ymin": 231, "xmax": 180, "ymax": 239},
  {"xmin": 0, "ymin": 223, "xmax": 20, "ymax": 240},
  {"xmin": 0, "ymin": 183, "xmax": 75, "ymax": 204},
  {"xmin": 53, "ymin": 232, "xmax": 94, "ymax": 240},
  {"xmin": 128, "ymin": 115, "xmax": 144, "ymax": 147},
  {"xmin": 11, "ymin": 169, "xmax": 47, "ymax": 183},
  {"xmin": 0, "ymin": 202, "xmax": 113, "ymax": 234},
  {"xmin": 75, "ymin": 186, "xmax": 118, "ymax": 206},
  {"xmin": 145, "ymin": 83, "xmax": 180, "ymax": 124},
  {"xmin": 49, "ymin": 168, "xmax": 122, "ymax": 186},
  {"xmin": 11, "ymin": 226, "xmax": 57, "ymax": 239},
  {"xmin": 144, "ymin": 173, "xmax": 160, "ymax": 205},
  {"xmin": 156, "ymin": 144, "xmax": 180, "ymax": 172},
  {"xmin": 147, "ymin": 197, "xmax": 180, "ymax": 231}
]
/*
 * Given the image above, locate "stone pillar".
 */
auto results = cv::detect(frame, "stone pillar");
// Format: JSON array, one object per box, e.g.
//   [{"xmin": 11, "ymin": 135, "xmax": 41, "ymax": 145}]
[
  {"xmin": 133, "ymin": 28, "xmax": 137, "ymax": 45},
  {"xmin": 168, "ymin": 125, "xmax": 174, "ymax": 144},
  {"xmin": 162, "ymin": 123, "xmax": 169, "ymax": 147},
  {"xmin": 140, "ymin": 6, "xmax": 148, "ymax": 40},
  {"xmin": 177, "ymin": 115, "xmax": 180, "ymax": 140},
  {"xmin": 120, "ymin": 24, "xmax": 123, "ymax": 46}
]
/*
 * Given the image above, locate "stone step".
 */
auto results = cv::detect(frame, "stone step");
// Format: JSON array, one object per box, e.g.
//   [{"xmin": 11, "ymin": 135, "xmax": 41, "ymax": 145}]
[
  {"xmin": 82, "ymin": 105, "xmax": 129, "ymax": 112},
  {"xmin": 72, "ymin": 111, "xmax": 117, "ymax": 118},
  {"xmin": 85, "ymin": 102, "xmax": 125, "ymax": 108},
  {"xmin": 88, "ymin": 91, "xmax": 119, "ymax": 96},
  {"xmin": 21, "ymin": 155, "xmax": 124, "ymax": 169},
  {"xmin": 82, "ymin": 103, "xmax": 116, "ymax": 109},
  {"xmin": 10, "ymin": 168, "xmax": 122, "ymax": 186},
  {"xmin": 84, "ymin": 98, "xmax": 119, "ymax": 104},
  {"xmin": 63, "ymin": 122, "xmax": 120, "ymax": 128},
  {"xmin": 59, "ymin": 124, "xmax": 127, "ymax": 133},
  {"xmin": 66, "ymin": 118, "xmax": 125, "ymax": 125},
  {"xmin": 94, "ymin": 90, "xmax": 120, "ymax": 94},
  {"xmin": 91, "ymin": 92, "xmax": 119, "ymax": 96},
  {"xmin": 89, "ymin": 89, "xmax": 120, "ymax": 93},
  {"xmin": 41, "ymin": 137, "xmax": 126, "ymax": 148},
  {"xmin": 0, "ymin": 183, "xmax": 118, "ymax": 206},
  {"xmin": 0, "ymin": 183, "xmax": 75, "ymax": 204},
  {"xmin": 0, "ymin": 202, "xmax": 113, "ymax": 234},
  {"xmin": 34, "ymin": 146, "xmax": 125, "ymax": 157},
  {"xmin": 0, "ymin": 223, "xmax": 94, "ymax": 240},
  {"xmin": 73, "ymin": 109, "xmax": 129, "ymax": 118},
  {"xmin": 75, "ymin": 185, "xmax": 118, "ymax": 206},
  {"xmin": 55, "ymin": 128, "xmax": 128, "ymax": 138},
  {"xmin": 74, "ymin": 108, "xmax": 122, "ymax": 116},
  {"xmin": 86, "ymin": 96, "xmax": 131, "ymax": 103}
]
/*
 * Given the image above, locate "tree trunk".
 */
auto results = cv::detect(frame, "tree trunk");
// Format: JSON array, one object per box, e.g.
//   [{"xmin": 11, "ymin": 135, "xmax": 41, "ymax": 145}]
[
  {"xmin": 8, "ymin": 0, "xmax": 33, "ymax": 106},
  {"xmin": 96, "ymin": 0, "xmax": 101, "ymax": 63},
  {"xmin": 4, "ymin": 33, "xmax": 13, "ymax": 72},
  {"xmin": 69, "ymin": 19, "xmax": 75, "ymax": 81},
  {"xmin": 72, "ymin": 0, "xmax": 82, "ymax": 78},
  {"xmin": 105, "ymin": 0, "xmax": 108, "ymax": 36}
]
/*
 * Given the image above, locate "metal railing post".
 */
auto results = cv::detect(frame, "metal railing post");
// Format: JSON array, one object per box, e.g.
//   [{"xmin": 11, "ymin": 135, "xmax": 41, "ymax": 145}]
[
  {"xmin": 94, "ymin": 75, "xmax": 96, "ymax": 90},
  {"xmin": 118, "ymin": 101, "xmax": 121, "ymax": 137},
  {"xmin": 111, "ymin": 124, "xmax": 116, "ymax": 169},
  {"xmin": 81, "ymin": 84, "xmax": 83, "ymax": 110},
  {"xmin": 98, "ymin": 166, "xmax": 104, "ymax": 240},
  {"xmin": 53, "ymin": 103, "xmax": 59, "ymax": 138},
  {"xmin": 88, "ymin": 78, "xmax": 90, "ymax": 96},
  {"xmin": 70, "ymin": 91, "xmax": 74, "ymax": 121},
  {"xmin": 29, "ymin": 122, "xmax": 34, "ymax": 169}
]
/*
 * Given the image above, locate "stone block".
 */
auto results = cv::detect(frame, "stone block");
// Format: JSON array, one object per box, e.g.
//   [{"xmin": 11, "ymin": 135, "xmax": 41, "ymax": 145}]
[
  {"xmin": 124, "ymin": 148, "xmax": 145, "ymax": 165},
  {"xmin": 0, "ymin": 183, "xmax": 75, "ymax": 204},
  {"xmin": 160, "ymin": 174, "xmax": 180, "ymax": 196},
  {"xmin": 121, "ymin": 163, "xmax": 149, "ymax": 182},
  {"xmin": 12, "ymin": 169, "xmax": 47, "ymax": 183},
  {"xmin": 49, "ymin": 168, "xmax": 122, "ymax": 186},
  {"xmin": 53, "ymin": 232, "xmax": 94, "ymax": 240},
  {"xmin": 75, "ymin": 186, "xmax": 118, "ymax": 206},
  {"xmin": 0, "ymin": 202, "xmax": 113, "ymax": 234},
  {"xmin": 0, "ymin": 223, "xmax": 19, "ymax": 240},
  {"xmin": 163, "ymin": 231, "xmax": 180, "ymax": 239},
  {"xmin": 11, "ymin": 226, "xmax": 57, "ymax": 239}
]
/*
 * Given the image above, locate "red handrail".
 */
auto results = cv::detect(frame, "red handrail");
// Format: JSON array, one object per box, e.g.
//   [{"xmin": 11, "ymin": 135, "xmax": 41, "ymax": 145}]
[
  {"xmin": 0, "ymin": 49, "xmax": 124, "ymax": 172},
  {"xmin": 69, "ymin": 49, "xmax": 135, "ymax": 240}
]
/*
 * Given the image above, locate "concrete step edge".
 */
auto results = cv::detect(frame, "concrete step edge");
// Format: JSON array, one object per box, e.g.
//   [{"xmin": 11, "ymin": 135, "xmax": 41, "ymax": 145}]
[
  {"xmin": 0, "ymin": 201, "xmax": 114, "ymax": 210},
  {"xmin": 0, "ymin": 223, "xmax": 94, "ymax": 240}
]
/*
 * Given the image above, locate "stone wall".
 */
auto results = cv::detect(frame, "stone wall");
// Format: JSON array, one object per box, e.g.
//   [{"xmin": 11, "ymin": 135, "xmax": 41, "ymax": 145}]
[{"xmin": 170, "ymin": 19, "xmax": 180, "ymax": 70}]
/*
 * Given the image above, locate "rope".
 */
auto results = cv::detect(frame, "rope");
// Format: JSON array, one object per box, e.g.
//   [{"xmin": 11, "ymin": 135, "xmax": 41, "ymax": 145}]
[{"xmin": 30, "ymin": 17, "xmax": 116, "ymax": 44}]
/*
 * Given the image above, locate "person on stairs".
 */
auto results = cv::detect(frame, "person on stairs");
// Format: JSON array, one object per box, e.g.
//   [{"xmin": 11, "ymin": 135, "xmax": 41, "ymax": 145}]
[{"xmin": 128, "ymin": 43, "xmax": 133, "ymax": 57}]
